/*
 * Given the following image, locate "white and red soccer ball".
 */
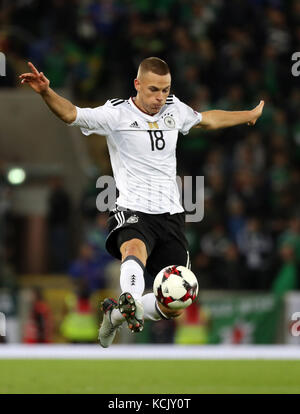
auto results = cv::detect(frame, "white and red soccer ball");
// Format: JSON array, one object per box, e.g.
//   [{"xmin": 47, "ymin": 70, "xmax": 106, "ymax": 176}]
[{"xmin": 153, "ymin": 265, "xmax": 199, "ymax": 310}]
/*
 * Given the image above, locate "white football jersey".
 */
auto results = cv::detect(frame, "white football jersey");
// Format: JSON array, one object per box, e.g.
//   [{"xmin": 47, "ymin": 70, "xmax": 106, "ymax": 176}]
[{"xmin": 70, "ymin": 95, "xmax": 202, "ymax": 214}]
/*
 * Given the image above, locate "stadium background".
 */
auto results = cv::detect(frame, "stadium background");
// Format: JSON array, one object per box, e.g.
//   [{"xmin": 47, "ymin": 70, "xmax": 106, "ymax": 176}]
[{"xmin": 0, "ymin": 0, "xmax": 300, "ymax": 349}]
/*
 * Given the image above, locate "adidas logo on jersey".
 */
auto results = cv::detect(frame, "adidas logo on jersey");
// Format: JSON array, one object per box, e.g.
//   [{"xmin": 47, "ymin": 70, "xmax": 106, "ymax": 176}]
[{"xmin": 129, "ymin": 121, "xmax": 140, "ymax": 128}]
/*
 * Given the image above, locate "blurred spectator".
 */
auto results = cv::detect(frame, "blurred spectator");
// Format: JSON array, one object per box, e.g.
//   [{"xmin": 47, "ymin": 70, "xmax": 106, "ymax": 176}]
[
  {"xmin": 265, "ymin": 7, "xmax": 291, "ymax": 55},
  {"xmin": 270, "ymin": 189, "xmax": 295, "ymax": 238},
  {"xmin": 200, "ymin": 222, "xmax": 231, "ymax": 259},
  {"xmin": 232, "ymin": 132, "xmax": 266, "ymax": 174},
  {"xmin": 206, "ymin": 171, "xmax": 227, "ymax": 207},
  {"xmin": 84, "ymin": 212, "xmax": 114, "ymax": 281},
  {"xmin": 47, "ymin": 176, "xmax": 71, "ymax": 272},
  {"xmin": 192, "ymin": 250, "xmax": 212, "ymax": 290},
  {"xmin": 197, "ymin": 192, "xmax": 223, "ymax": 235},
  {"xmin": 272, "ymin": 244, "xmax": 298, "ymax": 296},
  {"xmin": 188, "ymin": 2, "xmax": 217, "ymax": 40},
  {"xmin": 60, "ymin": 283, "xmax": 98, "ymax": 344},
  {"xmin": 269, "ymin": 151, "xmax": 290, "ymax": 194},
  {"xmin": 0, "ymin": 247, "xmax": 18, "ymax": 343},
  {"xmin": 231, "ymin": 168, "xmax": 269, "ymax": 218},
  {"xmin": 80, "ymin": 168, "xmax": 102, "ymax": 221},
  {"xmin": 174, "ymin": 301, "xmax": 211, "ymax": 345},
  {"xmin": 88, "ymin": 0, "xmax": 124, "ymax": 38},
  {"xmin": 236, "ymin": 217, "xmax": 274, "ymax": 289},
  {"xmin": 226, "ymin": 196, "xmax": 247, "ymax": 244},
  {"xmin": 43, "ymin": 39, "xmax": 68, "ymax": 88},
  {"xmin": 203, "ymin": 148, "xmax": 227, "ymax": 178},
  {"xmin": 68, "ymin": 243, "xmax": 107, "ymax": 293},
  {"xmin": 278, "ymin": 216, "xmax": 300, "ymax": 265},
  {"xmin": 23, "ymin": 287, "xmax": 53, "ymax": 343},
  {"xmin": 213, "ymin": 243, "xmax": 244, "ymax": 290},
  {"xmin": 198, "ymin": 223, "xmax": 232, "ymax": 289},
  {"xmin": 85, "ymin": 212, "xmax": 110, "ymax": 255}
]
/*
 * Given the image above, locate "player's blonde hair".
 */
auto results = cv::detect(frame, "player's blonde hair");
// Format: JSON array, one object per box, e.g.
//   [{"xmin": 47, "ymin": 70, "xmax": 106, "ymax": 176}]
[{"xmin": 137, "ymin": 57, "xmax": 170, "ymax": 78}]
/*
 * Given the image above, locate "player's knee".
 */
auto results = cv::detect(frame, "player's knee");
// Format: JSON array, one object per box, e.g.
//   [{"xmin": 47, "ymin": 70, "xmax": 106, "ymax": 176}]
[{"xmin": 120, "ymin": 239, "xmax": 147, "ymax": 265}]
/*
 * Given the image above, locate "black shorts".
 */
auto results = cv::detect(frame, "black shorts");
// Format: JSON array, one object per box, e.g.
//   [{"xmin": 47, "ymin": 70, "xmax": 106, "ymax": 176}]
[{"xmin": 105, "ymin": 206, "xmax": 190, "ymax": 278}]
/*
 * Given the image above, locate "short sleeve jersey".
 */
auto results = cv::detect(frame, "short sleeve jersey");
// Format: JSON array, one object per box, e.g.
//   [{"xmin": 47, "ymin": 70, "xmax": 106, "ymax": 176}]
[{"xmin": 70, "ymin": 95, "xmax": 202, "ymax": 214}]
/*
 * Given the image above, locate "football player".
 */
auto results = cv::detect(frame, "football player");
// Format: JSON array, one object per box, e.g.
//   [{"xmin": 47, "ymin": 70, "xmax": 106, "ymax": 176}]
[{"xmin": 20, "ymin": 57, "xmax": 264, "ymax": 347}]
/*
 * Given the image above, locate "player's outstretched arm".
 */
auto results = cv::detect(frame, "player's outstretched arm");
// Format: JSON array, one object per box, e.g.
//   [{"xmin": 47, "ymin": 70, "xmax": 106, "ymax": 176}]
[
  {"xmin": 19, "ymin": 62, "xmax": 77, "ymax": 124},
  {"xmin": 196, "ymin": 100, "xmax": 264, "ymax": 130}
]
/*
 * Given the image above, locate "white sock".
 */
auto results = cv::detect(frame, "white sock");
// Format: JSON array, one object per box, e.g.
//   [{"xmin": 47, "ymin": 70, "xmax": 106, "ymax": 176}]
[
  {"xmin": 110, "ymin": 256, "xmax": 145, "ymax": 326},
  {"xmin": 141, "ymin": 293, "xmax": 168, "ymax": 321},
  {"xmin": 120, "ymin": 256, "xmax": 145, "ymax": 300}
]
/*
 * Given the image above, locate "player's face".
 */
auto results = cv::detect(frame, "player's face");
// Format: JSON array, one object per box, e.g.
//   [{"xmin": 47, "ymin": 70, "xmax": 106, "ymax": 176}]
[{"xmin": 134, "ymin": 71, "xmax": 171, "ymax": 115}]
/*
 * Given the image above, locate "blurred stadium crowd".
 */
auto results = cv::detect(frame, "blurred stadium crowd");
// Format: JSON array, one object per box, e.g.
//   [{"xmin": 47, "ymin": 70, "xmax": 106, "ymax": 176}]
[{"xmin": 0, "ymin": 0, "xmax": 300, "ymax": 335}]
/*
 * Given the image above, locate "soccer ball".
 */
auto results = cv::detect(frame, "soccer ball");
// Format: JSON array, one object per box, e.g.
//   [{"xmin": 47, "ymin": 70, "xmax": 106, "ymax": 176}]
[{"xmin": 153, "ymin": 265, "xmax": 199, "ymax": 310}]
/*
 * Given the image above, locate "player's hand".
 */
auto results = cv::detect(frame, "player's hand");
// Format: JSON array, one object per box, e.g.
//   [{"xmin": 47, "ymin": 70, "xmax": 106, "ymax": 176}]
[
  {"xmin": 247, "ymin": 100, "xmax": 264, "ymax": 126},
  {"xmin": 19, "ymin": 62, "xmax": 50, "ymax": 94}
]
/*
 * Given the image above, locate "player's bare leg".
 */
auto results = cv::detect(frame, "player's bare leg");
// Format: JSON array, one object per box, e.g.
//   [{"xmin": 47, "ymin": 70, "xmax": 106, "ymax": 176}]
[{"xmin": 120, "ymin": 238, "xmax": 147, "ymax": 266}]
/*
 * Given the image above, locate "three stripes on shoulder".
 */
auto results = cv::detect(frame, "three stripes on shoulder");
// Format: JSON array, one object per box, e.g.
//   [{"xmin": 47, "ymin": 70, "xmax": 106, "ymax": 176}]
[
  {"xmin": 109, "ymin": 95, "xmax": 174, "ymax": 107},
  {"xmin": 166, "ymin": 95, "xmax": 174, "ymax": 105},
  {"xmin": 110, "ymin": 98, "xmax": 125, "ymax": 106}
]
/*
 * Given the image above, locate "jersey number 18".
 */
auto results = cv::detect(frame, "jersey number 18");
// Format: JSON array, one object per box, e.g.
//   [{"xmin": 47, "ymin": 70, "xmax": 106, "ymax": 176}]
[{"xmin": 147, "ymin": 130, "xmax": 165, "ymax": 151}]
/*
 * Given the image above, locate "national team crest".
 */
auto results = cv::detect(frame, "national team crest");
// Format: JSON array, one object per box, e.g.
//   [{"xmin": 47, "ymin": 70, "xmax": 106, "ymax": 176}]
[
  {"xmin": 147, "ymin": 121, "xmax": 159, "ymax": 129},
  {"xmin": 164, "ymin": 116, "xmax": 175, "ymax": 128},
  {"xmin": 127, "ymin": 214, "xmax": 139, "ymax": 224}
]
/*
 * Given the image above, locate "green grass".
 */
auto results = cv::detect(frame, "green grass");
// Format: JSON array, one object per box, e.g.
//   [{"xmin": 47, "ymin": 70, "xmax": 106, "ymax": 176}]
[{"xmin": 0, "ymin": 360, "xmax": 299, "ymax": 394}]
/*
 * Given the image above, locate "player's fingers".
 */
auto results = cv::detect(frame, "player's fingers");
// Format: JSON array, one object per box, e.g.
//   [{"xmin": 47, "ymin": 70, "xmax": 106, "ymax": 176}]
[
  {"xmin": 256, "ymin": 100, "xmax": 264, "ymax": 110},
  {"xmin": 253, "ymin": 100, "xmax": 264, "ymax": 111},
  {"xmin": 19, "ymin": 73, "xmax": 36, "ymax": 79},
  {"xmin": 28, "ymin": 61, "xmax": 39, "ymax": 75},
  {"xmin": 39, "ymin": 72, "xmax": 47, "ymax": 81}
]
